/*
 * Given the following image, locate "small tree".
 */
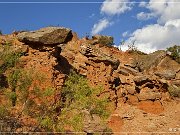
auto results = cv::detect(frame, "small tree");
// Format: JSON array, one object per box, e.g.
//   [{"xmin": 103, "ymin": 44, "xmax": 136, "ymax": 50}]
[{"xmin": 167, "ymin": 45, "xmax": 180, "ymax": 63}]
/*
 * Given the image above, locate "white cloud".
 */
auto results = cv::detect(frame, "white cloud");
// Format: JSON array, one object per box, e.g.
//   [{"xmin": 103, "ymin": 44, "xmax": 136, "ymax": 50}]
[
  {"xmin": 122, "ymin": 31, "xmax": 129, "ymax": 37},
  {"xmin": 101, "ymin": 0, "xmax": 133, "ymax": 15},
  {"xmin": 91, "ymin": 18, "xmax": 112, "ymax": 35},
  {"xmin": 138, "ymin": 0, "xmax": 180, "ymax": 23},
  {"xmin": 91, "ymin": 0, "xmax": 134, "ymax": 35},
  {"xmin": 137, "ymin": 12, "xmax": 154, "ymax": 21},
  {"xmin": 128, "ymin": 0, "xmax": 180, "ymax": 53},
  {"xmin": 125, "ymin": 19, "xmax": 180, "ymax": 53}
]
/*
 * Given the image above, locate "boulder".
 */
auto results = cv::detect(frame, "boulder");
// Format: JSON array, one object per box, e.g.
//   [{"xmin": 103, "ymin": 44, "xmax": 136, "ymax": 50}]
[
  {"xmin": 83, "ymin": 110, "xmax": 108, "ymax": 133},
  {"xmin": 118, "ymin": 66, "xmax": 140, "ymax": 76},
  {"xmin": 155, "ymin": 70, "xmax": 176, "ymax": 80},
  {"xmin": 135, "ymin": 50, "xmax": 167, "ymax": 71},
  {"xmin": 92, "ymin": 35, "xmax": 113, "ymax": 46},
  {"xmin": 133, "ymin": 75, "xmax": 150, "ymax": 85},
  {"xmin": 17, "ymin": 27, "xmax": 73, "ymax": 45}
]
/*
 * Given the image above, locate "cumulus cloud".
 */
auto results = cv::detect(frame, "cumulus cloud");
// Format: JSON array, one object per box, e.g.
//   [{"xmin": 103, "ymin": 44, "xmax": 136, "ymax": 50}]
[
  {"xmin": 137, "ymin": 0, "xmax": 180, "ymax": 23},
  {"xmin": 91, "ymin": 0, "xmax": 134, "ymax": 35},
  {"xmin": 101, "ymin": 0, "xmax": 133, "ymax": 15},
  {"xmin": 91, "ymin": 18, "xmax": 112, "ymax": 35},
  {"xmin": 125, "ymin": 19, "xmax": 180, "ymax": 53},
  {"xmin": 125, "ymin": 0, "xmax": 180, "ymax": 53},
  {"xmin": 137, "ymin": 12, "xmax": 154, "ymax": 21}
]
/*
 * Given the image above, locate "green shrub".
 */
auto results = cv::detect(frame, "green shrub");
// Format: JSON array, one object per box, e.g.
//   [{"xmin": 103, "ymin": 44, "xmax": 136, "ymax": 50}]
[
  {"xmin": 42, "ymin": 87, "xmax": 55, "ymax": 97},
  {"xmin": 0, "ymin": 106, "xmax": 8, "ymax": 118},
  {"xmin": 167, "ymin": 45, "xmax": 180, "ymax": 63},
  {"xmin": 36, "ymin": 70, "xmax": 110, "ymax": 132},
  {"xmin": 7, "ymin": 69, "xmax": 21, "ymax": 91},
  {"xmin": 98, "ymin": 37, "xmax": 114, "ymax": 46},
  {"xmin": 168, "ymin": 85, "xmax": 180, "ymax": 98},
  {"xmin": 39, "ymin": 116, "xmax": 53, "ymax": 131},
  {"xmin": 58, "ymin": 70, "xmax": 110, "ymax": 131},
  {"xmin": 92, "ymin": 35, "xmax": 114, "ymax": 46},
  {"xmin": 0, "ymin": 44, "xmax": 22, "ymax": 74}
]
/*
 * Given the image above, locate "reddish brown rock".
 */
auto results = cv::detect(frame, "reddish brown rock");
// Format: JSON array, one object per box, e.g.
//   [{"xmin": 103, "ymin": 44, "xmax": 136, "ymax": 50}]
[{"xmin": 137, "ymin": 100, "xmax": 164, "ymax": 114}]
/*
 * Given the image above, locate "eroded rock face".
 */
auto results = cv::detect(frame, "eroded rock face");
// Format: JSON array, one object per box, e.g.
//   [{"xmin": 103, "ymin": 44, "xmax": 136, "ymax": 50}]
[
  {"xmin": 17, "ymin": 27, "xmax": 73, "ymax": 45},
  {"xmin": 1, "ymin": 28, "xmax": 180, "ymax": 133},
  {"xmin": 80, "ymin": 43, "xmax": 120, "ymax": 69}
]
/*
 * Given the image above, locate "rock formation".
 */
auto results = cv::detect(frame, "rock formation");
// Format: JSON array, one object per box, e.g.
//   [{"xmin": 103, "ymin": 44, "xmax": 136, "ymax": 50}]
[{"xmin": 0, "ymin": 27, "xmax": 179, "ymax": 133}]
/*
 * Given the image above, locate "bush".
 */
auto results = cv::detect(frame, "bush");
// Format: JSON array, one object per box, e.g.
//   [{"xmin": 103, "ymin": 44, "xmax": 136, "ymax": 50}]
[
  {"xmin": 58, "ymin": 70, "xmax": 110, "ymax": 131},
  {"xmin": 98, "ymin": 36, "xmax": 114, "ymax": 46},
  {"xmin": 92, "ymin": 35, "xmax": 114, "ymax": 46},
  {"xmin": 168, "ymin": 85, "xmax": 180, "ymax": 98},
  {"xmin": 0, "ymin": 105, "xmax": 8, "ymax": 118},
  {"xmin": 0, "ymin": 44, "xmax": 22, "ymax": 74},
  {"xmin": 36, "ymin": 70, "xmax": 110, "ymax": 132},
  {"xmin": 167, "ymin": 45, "xmax": 180, "ymax": 63}
]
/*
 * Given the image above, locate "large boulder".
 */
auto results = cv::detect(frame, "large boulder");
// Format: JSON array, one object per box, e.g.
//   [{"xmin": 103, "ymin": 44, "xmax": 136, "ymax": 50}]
[
  {"xmin": 17, "ymin": 27, "xmax": 73, "ymax": 45},
  {"xmin": 135, "ymin": 50, "xmax": 167, "ymax": 71},
  {"xmin": 155, "ymin": 70, "xmax": 176, "ymax": 80}
]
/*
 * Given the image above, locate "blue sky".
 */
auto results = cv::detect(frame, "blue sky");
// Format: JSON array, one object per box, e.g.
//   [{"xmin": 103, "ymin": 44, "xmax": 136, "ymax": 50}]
[{"xmin": 0, "ymin": 0, "xmax": 180, "ymax": 53}]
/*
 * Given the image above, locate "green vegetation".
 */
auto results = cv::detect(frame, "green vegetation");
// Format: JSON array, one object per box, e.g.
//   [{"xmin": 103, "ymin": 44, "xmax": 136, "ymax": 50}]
[
  {"xmin": 0, "ymin": 30, "xmax": 2, "ymax": 35},
  {"xmin": 167, "ymin": 45, "xmax": 180, "ymax": 63},
  {"xmin": 168, "ymin": 85, "xmax": 180, "ymax": 98},
  {"xmin": 0, "ymin": 105, "xmax": 9, "ymax": 118},
  {"xmin": 98, "ymin": 36, "xmax": 114, "ymax": 46},
  {"xmin": 0, "ymin": 44, "xmax": 22, "ymax": 74},
  {"xmin": 0, "ymin": 40, "xmax": 110, "ymax": 132},
  {"xmin": 61, "ymin": 70, "xmax": 110, "ymax": 118},
  {"xmin": 35, "ymin": 70, "xmax": 111, "ymax": 132}
]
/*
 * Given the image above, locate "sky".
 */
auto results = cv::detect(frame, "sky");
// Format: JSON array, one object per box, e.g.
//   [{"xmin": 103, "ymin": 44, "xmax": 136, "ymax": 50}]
[{"xmin": 0, "ymin": 0, "xmax": 180, "ymax": 53}]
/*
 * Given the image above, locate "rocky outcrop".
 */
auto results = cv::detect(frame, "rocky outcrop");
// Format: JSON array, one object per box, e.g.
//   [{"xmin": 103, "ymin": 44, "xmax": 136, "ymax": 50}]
[
  {"xmin": 1, "ymin": 27, "xmax": 180, "ymax": 133},
  {"xmin": 80, "ymin": 43, "xmax": 120, "ymax": 69},
  {"xmin": 155, "ymin": 70, "xmax": 176, "ymax": 80},
  {"xmin": 17, "ymin": 27, "xmax": 73, "ymax": 45},
  {"xmin": 135, "ymin": 50, "xmax": 167, "ymax": 72}
]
